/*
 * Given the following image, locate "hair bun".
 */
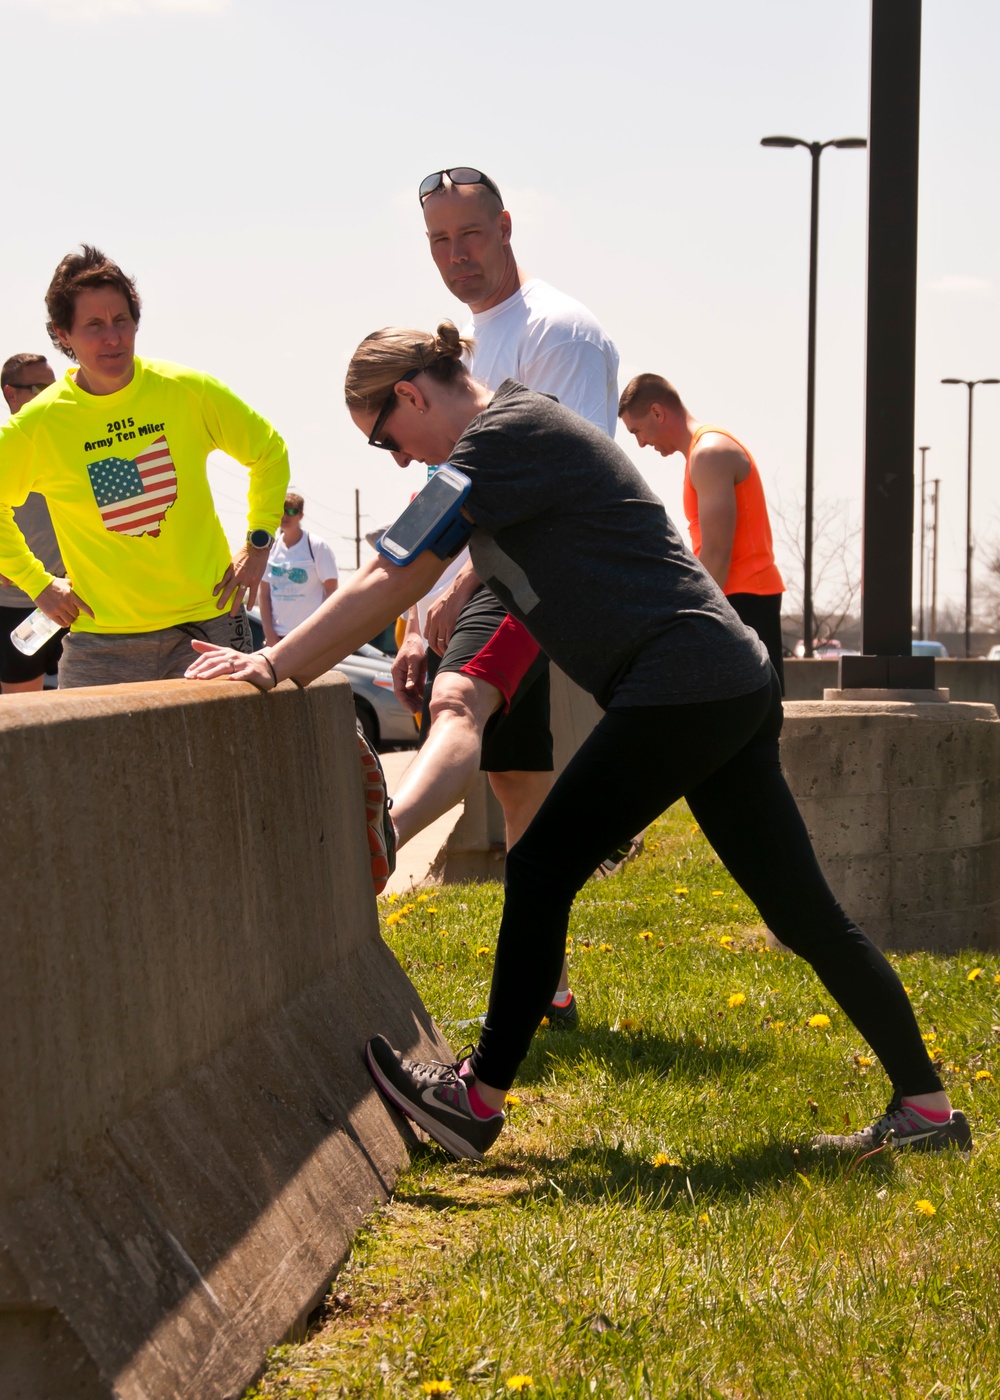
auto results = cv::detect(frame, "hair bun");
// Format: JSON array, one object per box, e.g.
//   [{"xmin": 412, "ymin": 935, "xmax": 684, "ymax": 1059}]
[{"xmin": 435, "ymin": 321, "xmax": 465, "ymax": 360}]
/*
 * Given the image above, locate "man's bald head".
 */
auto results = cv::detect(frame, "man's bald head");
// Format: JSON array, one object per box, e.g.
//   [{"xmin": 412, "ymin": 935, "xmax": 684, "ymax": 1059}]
[{"xmin": 422, "ymin": 178, "xmax": 517, "ymax": 314}]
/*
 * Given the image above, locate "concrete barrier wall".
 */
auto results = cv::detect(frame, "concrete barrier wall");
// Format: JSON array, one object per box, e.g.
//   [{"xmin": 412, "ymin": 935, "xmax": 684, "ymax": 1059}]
[
  {"xmin": 0, "ymin": 675, "xmax": 449, "ymax": 1400},
  {"xmin": 785, "ymin": 657, "xmax": 1000, "ymax": 705}
]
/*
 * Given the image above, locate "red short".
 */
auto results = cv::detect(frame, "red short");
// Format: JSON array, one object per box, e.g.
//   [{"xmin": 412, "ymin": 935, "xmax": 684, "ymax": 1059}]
[{"xmin": 460, "ymin": 612, "xmax": 540, "ymax": 711}]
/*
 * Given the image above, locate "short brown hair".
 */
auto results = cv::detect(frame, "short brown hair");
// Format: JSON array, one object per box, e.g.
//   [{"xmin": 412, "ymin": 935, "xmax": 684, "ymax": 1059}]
[
  {"xmin": 45, "ymin": 245, "xmax": 142, "ymax": 360},
  {"xmin": 284, "ymin": 492, "xmax": 304, "ymax": 515},
  {"xmin": 1, "ymin": 352, "xmax": 49, "ymax": 389},
  {"xmin": 618, "ymin": 373, "xmax": 684, "ymax": 419},
  {"xmin": 345, "ymin": 321, "xmax": 473, "ymax": 414}
]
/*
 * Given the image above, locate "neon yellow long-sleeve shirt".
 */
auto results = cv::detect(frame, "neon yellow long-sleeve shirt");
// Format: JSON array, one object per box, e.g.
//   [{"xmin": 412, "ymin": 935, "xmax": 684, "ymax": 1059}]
[{"xmin": 0, "ymin": 358, "xmax": 289, "ymax": 633}]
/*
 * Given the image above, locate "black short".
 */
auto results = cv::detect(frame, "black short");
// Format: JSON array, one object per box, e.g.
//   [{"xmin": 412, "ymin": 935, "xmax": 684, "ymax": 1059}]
[
  {"xmin": 727, "ymin": 592, "xmax": 784, "ymax": 693},
  {"xmin": 0, "ymin": 604, "xmax": 65, "ymax": 685},
  {"xmin": 428, "ymin": 587, "xmax": 553, "ymax": 773}
]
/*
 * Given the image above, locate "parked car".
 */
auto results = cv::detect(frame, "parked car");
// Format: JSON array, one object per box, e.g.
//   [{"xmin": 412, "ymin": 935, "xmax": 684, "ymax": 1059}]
[
  {"xmin": 987, "ymin": 644, "xmax": 1000, "ymax": 662},
  {"xmin": 912, "ymin": 639, "xmax": 948, "ymax": 658},
  {"xmin": 246, "ymin": 610, "xmax": 418, "ymax": 750}
]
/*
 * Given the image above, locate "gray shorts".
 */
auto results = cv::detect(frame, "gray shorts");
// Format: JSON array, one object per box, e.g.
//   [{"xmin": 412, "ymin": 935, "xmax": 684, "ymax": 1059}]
[{"xmin": 58, "ymin": 610, "xmax": 253, "ymax": 689}]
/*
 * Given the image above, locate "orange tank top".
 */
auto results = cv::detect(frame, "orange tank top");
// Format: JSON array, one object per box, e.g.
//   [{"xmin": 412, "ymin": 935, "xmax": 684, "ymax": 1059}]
[{"xmin": 683, "ymin": 424, "xmax": 784, "ymax": 597}]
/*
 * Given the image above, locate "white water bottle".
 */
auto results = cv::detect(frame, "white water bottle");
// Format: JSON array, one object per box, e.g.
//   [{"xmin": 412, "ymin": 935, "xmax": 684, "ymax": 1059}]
[{"xmin": 11, "ymin": 608, "xmax": 62, "ymax": 656}]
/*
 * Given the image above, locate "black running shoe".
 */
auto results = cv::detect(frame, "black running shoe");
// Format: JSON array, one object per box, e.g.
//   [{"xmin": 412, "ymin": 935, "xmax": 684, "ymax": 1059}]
[
  {"xmin": 365, "ymin": 1034, "xmax": 505, "ymax": 1161},
  {"xmin": 544, "ymin": 991, "xmax": 579, "ymax": 1029},
  {"xmin": 357, "ymin": 724, "xmax": 396, "ymax": 895},
  {"xmin": 812, "ymin": 1095, "xmax": 973, "ymax": 1153}
]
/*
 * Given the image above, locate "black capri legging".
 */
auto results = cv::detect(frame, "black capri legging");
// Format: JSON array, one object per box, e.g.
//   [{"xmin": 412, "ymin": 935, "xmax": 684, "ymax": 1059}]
[{"xmin": 469, "ymin": 668, "xmax": 942, "ymax": 1098}]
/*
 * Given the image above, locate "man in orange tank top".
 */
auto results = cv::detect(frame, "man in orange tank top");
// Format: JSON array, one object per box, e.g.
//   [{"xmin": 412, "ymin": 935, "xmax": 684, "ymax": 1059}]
[{"xmin": 619, "ymin": 373, "xmax": 785, "ymax": 689}]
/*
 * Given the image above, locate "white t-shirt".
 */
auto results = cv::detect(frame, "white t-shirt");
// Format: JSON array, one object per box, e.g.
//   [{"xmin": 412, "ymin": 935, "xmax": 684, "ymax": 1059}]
[
  {"xmin": 466, "ymin": 277, "xmax": 620, "ymax": 437},
  {"xmin": 266, "ymin": 530, "xmax": 338, "ymax": 636}
]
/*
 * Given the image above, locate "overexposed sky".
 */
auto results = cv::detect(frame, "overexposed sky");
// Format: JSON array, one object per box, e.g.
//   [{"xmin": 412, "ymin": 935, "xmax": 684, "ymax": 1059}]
[{"xmin": 2, "ymin": 0, "xmax": 998, "ymax": 617}]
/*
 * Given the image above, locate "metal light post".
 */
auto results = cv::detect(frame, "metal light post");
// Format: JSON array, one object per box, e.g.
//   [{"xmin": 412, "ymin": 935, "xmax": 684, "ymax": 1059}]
[
  {"xmin": 917, "ymin": 445, "xmax": 929, "ymax": 639},
  {"xmin": 940, "ymin": 378, "xmax": 999, "ymax": 657},
  {"xmin": 761, "ymin": 134, "xmax": 867, "ymax": 658},
  {"xmin": 928, "ymin": 478, "xmax": 940, "ymax": 641}
]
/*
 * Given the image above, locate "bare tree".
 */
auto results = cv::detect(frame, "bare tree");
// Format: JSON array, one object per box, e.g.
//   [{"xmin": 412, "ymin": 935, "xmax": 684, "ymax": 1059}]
[
  {"xmin": 980, "ymin": 532, "xmax": 1000, "ymax": 631},
  {"xmin": 771, "ymin": 491, "xmax": 861, "ymax": 646}
]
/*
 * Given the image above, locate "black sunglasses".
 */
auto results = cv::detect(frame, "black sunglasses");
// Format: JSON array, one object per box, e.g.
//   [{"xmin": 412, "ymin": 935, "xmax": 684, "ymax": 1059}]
[
  {"xmin": 367, "ymin": 366, "xmax": 423, "ymax": 452},
  {"xmin": 418, "ymin": 167, "xmax": 504, "ymax": 208}
]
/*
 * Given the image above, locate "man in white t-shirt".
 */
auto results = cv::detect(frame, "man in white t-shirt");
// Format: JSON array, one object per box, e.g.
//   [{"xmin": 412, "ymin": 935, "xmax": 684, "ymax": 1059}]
[
  {"xmin": 388, "ymin": 168, "xmax": 619, "ymax": 1026},
  {"xmin": 259, "ymin": 493, "xmax": 338, "ymax": 644}
]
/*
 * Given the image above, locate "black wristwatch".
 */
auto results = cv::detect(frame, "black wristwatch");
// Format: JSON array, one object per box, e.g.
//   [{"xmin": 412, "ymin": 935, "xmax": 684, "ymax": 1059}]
[{"xmin": 247, "ymin": 528, "xmax": 274, "ymax": 550}]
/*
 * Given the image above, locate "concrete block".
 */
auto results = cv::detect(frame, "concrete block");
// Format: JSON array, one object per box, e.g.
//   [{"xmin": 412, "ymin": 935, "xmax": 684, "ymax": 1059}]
[
  {"xmin": 794, "ymin": 791, "xmax": 891, "ymax": 859},
  {"xmin": 0, "ymin": 675, "xmax": 450, "ymax": 1400},
  {"xmin": 780, "ymin": 699, "xmax": 1000, "ymax": 951}
]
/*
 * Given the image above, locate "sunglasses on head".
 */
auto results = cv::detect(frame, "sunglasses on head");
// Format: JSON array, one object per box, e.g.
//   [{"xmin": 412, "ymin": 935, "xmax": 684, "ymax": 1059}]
[
  {"xmin": 418, "ymin": 167, "xmax": 504, "ymax": 208},
  {"xmin": 368, "ymin": 366, "xmax": 424, "ymax": 452}
]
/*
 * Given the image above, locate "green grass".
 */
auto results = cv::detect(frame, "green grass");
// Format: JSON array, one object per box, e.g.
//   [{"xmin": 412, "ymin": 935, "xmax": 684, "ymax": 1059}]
[{"xmin": 247, "ymin": 804, "xmax": 1000, "ymax": 1399}]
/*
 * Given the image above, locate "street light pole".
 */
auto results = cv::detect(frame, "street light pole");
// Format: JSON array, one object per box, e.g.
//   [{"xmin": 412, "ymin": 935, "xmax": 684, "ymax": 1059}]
[
  {"xmin": 928, "ymin": 478, "xmax": 940, "ymax": 641},
  {"xmin": 917, "ymin": 445, "xmax": 929, "ymax": 639},
  {"xmin": 941, "ymin": 378, "xmax": 999, "ymax": 657},
  {"xmin": 761, "ymin": 134, "xmax": 867, "ymax": 657}
]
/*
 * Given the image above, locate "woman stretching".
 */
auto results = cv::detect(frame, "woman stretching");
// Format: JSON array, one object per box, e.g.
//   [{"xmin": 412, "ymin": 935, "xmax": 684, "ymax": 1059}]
[{"xmin": 186, "ymin": 322, "xmax": 971, "ymax": 1163}]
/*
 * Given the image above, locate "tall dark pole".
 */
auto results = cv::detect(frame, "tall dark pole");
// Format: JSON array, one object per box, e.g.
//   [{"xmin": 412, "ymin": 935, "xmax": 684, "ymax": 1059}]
[
  {"xmin": 839, "ymin": 0, "xmax": 930, "ymax": 691},
  {"xmin": 917, "ymin": 445, "xmax": 929, "ymax": 638},
  {"xmin": 762, "ymin": 133, "xmax": 866, "ymax": 657},
  {"xmin": 941, "ymin": 378, "xmax": 999, "ymax": 657}
]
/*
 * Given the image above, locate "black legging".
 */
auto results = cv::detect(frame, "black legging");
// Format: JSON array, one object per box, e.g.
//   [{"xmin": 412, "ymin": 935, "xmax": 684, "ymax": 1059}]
[{"xmin": 469, "ymin": 669, "xmax": 942, "ymax": 1098}]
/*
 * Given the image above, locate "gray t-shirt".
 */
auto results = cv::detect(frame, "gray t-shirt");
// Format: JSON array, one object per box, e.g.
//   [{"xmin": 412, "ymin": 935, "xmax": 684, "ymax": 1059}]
[{"xmin": 449, "ymin": 381, "xmax": 770, "ymax": 710}]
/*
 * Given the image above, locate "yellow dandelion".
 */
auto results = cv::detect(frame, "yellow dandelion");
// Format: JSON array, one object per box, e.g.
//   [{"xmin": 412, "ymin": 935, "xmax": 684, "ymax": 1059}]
[
  {"xmin": 426, "ymin": 906, "xmax": 439, "ymax": 914},
  {"xmin": 476, "ymin": 946, "xmax": 491, "ymax": 957},
  {"xmin": 855, "ymin": 1055, "xmax": 874, "ymax": 1067},
  {"xmin": 402, "ymin": 903, "xmax": 416, "ymax": 914},
  {"xmin": 690, "ymin": 824, "xmax": 699, "ymax": 835},
  {"xmin": 674, "ymin": 887, "xmax": 689, "ymax": 896},
  {"xmin": 421, "ymin": 1382, "xmax": 453, "ymax": 1395},
  {"xmin": 770, "ymin": 1020, "xmax": 786, "ymax": 1032},
  {"xmin": 967, "ymin": 967, "xmax": 983, "ymax": 982},
  {"xmin": 719, "ymin": 935, "xmax": 734, "ymax": 948},
  {"xmin": 728, "ymin": 992, "xmax": 746, "ymax": 1008},
  {"xmin": 439, "ymin": 929, "xmax": 448, "ymax": 937},
  {"xmin": 711, "ymin": 890, "xmax": 724, "ymax": 897},
  {"xmin": 698, "ymin": 1212, "xmax": 710, "ymax": 1224},
  {"xmin": 994, "ymin": 974, "xmax": 1000, "ymax": 985},
  {"xmin": 922, "ymin": 1031, "xmax": 937, "ymax": 1042},
  {"xmin": 417, "ymin": 893, "xmax": 429, "ymax": 903},
  {"xmin": 639, "ymin": 930, "xmax": 654, "ymax": 941},
  {"xmin": 387, "ymin": 892, "xmax": 399, "ymax": 904},
  {"xmin": 385, "ymin": 912, "xmax": 402, "ymax": 927},
  {"xmin": 579, "ymin": 940, "xmax": 592, "ymax": 951},
  {"xmin": 903, "ymin": 985, "xmax": 913, "ymax": 994},
  {"xmin": 651, "ymin": 1152, "xmax": 681, "ymax": 1168},
  {"xmin": 975, "ymin": 1070, "xmax": 994, "ymax": 1083},
  {"xmin": 932, "ymin": 1047, "xmax": 945, "ymax": 1061},
  {"xmin": 540, "ymin": 1016, "xmax": 550, "ymax": 1027},
  {"xmin": 618, "ymin": 1018, "xmax": 641, "ymax": 1031},
  {"xmin": 599, "ymin": 942, "xmax": 613, "ymax": 952},
  {"xmin": 914, "ymin": 1199, "xmax": 936, "ymax": 1217},
  {"xmin": 505, "ymin": 1093, "xmax": 521, "ymax": 1105},
  {"xmin": 506, "ymin": 1377, "xmax": 534, "ymax": 1393},
  {"xmin": 808, "ymin": 1014, "xmax": 832, "ymax": 1029}
]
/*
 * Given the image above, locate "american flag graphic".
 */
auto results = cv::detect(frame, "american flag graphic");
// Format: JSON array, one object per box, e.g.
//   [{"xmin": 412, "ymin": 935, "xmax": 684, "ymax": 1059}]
[{"xmin": 87, "ymin": 435, "xmax": 177, "ymax": 537}]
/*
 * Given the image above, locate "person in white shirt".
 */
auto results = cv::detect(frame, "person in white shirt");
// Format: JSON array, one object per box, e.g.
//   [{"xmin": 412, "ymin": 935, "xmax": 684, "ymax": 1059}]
[
  {"xmin": 387, "ymin": 168, "xmax": 619, "ymax": 1026},
  {"xmin": 259, "ymin": 493, "xmax": 338, "ymax": 645}
]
